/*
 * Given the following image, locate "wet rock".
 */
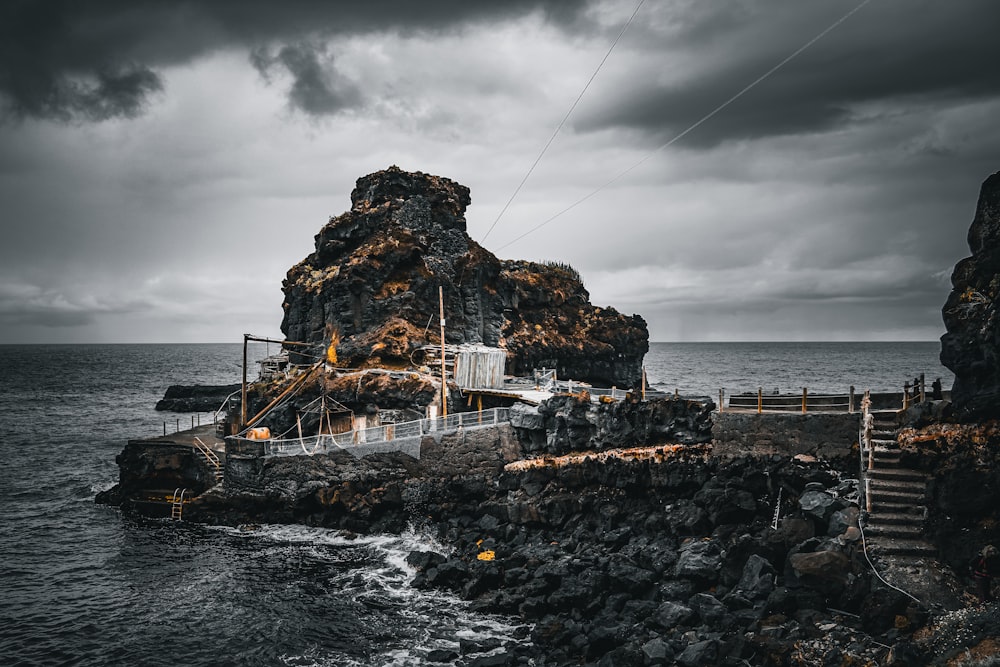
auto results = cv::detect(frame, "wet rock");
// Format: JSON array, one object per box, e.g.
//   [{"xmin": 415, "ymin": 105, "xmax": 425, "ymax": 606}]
[
  {"xmin": 728, "ymin": 553, "xmax": 775, "ymax": 602},
  {"xmin": 641, "ymin": 637, "xmax": 673, "ymax": 664},
  {"xmin": 799, "ymin": 489, "xmax": 837, "ymax": 523},
  {"xmin": 676, "ymin": 639, "xmax": 718, "ymax": 667},
  {"xmin": 652, "ymin": 601, "xmax": 694, "ymax": 629},
  {"xmin": 689, "ymin": 592, "xmax": 728, "ymax": 626},
  {"xmin": 789, "ymin": 550, "xmax": 851, "ymax": 595},
  {"xmin": 674, "ymin": 539, "xmax": 722, "ymax": 582}
]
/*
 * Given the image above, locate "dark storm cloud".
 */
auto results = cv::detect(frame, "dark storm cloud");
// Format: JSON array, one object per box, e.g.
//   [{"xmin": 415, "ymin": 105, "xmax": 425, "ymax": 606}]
[
  {"xmin": 0, "ymin": 0, "xmax": 588, "ymax": 122},
  {"xmin": 251, "ymin": 43, "xmax": 361, "ymax": 115},
  {"xmin": 575, "ymin": 0, "xmax": 1000, "ymax": 147},
  {"xmin": 0, "ymin": 283, "xmax": 149, "ymax": 329}
]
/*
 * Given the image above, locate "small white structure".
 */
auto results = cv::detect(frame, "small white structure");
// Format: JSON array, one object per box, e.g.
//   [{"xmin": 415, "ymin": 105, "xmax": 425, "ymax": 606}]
[{"xmin": 453, "ymin": 345, "xmax": 506, "ymax": 390}]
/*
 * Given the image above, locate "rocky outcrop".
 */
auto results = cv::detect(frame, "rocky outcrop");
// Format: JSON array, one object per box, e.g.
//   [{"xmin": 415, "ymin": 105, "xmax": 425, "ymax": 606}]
[
  {"xmin": 280, "ymin": 166, "xmax": 648, "ymax": 387},
  {"xmin": 155, "ymin": 384, "xmax": 240, "ymax": 412},
  {"xmin": 941, "ymin": 170, "xmax": 1000, "ymax": 421},
  {"xmin": 510, "ymin": 394, "xmax": 714, "ymax": 455}
]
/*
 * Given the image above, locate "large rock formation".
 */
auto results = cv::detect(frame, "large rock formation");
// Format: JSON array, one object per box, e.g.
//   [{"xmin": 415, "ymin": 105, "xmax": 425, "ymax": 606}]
[
  {"xmin": 280, "ymin": 166, "xmax": 648, "ymax": 387},
  {"xmin": 941, "ymin": 170, "xmax": 1000, "ymax": 420}
]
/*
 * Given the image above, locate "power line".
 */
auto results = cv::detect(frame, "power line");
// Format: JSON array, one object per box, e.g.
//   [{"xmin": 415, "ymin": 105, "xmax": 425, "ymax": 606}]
[
  {"xmin": 495, "ymin": 0, "xmax": 875, "ymax": 252},
  {"xmin": 480, "ymin": 0, "xmax": 646, "ymax": 243}
]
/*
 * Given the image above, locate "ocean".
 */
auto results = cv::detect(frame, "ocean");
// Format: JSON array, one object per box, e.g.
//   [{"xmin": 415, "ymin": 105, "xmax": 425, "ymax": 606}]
[{"xmin": 0, "ymin": 342, "xmax": 953, "ymax": 665}]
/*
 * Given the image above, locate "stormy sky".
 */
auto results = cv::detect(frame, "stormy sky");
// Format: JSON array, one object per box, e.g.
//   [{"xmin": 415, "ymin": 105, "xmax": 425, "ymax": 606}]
[{"xmin": 1, "ymin": 0, "xmax": 997, "ymax": 344}]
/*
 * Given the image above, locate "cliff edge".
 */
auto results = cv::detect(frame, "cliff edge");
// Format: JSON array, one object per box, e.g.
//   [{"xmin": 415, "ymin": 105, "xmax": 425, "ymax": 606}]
[
  {"xmin": 941, "ymin": 170, "xmax": 1000, "ymax": 420},
  {"xmin": 280, "ymin": 166, "xmax": 648, "ymax": 387}
]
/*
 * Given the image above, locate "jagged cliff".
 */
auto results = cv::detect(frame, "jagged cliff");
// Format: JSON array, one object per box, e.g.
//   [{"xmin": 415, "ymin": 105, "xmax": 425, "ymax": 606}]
[
  {"xmin": 280, "ymin": 166, "xmax": 648, "ymax": 387},
  {"xmin": 941, "ymin": 170, "xmax": 1000, "ymax": 420}
]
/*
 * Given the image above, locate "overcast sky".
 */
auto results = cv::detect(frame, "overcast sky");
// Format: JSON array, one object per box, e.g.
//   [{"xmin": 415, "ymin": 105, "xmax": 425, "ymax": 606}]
[{"xmin": 1, "ymin": 0, "xmax": 997, "ymax": 344}]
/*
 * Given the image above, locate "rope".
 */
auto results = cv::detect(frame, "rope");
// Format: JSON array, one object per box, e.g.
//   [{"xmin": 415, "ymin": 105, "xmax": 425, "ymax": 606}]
[
  {"xmin": 495, "ymin": 0, "xmax": 875, "ymax": 252},
  {"xmin": 480, "ymin": 0, "xmax": 646, "ymax": 243}
]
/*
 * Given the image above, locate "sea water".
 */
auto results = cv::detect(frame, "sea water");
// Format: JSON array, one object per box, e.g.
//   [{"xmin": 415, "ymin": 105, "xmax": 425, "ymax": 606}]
[{"xmin": 0, "ymin": 342, "xmax": 953, "ymax": 665}]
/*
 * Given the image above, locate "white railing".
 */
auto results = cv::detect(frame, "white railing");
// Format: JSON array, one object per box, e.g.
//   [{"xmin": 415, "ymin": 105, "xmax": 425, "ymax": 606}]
[{"xmin": 233, "ymin": 407, "xmax": 511, "ymax": 459}]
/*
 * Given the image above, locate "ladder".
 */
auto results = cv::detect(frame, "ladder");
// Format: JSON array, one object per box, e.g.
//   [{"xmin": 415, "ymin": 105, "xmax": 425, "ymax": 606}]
[
  {"xmin": 193, "ymin": 437, "xmax": 223, "ymax": 485},
  {"xmin": 170, "ymin": 488, "xmax": 187, "ymax": 520}
]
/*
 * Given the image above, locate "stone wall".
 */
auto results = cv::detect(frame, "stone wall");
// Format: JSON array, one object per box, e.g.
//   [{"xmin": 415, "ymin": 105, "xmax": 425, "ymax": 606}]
[{"xmin": 711, "ymin": 412, "xmax": 859, "ymax": 460}]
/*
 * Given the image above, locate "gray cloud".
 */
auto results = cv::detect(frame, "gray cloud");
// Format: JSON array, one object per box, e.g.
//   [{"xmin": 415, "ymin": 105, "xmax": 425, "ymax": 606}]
[
  {"xmin": 574, "ymin": 1, "xmax": 1000, "ymax": 147},
  {"xmin": 0, "ymin": 0, "xmax": 588, "ymax": 122},
  {"xmin": 251, "ymin": 42, "xmax": 361, "ymax": 116}
]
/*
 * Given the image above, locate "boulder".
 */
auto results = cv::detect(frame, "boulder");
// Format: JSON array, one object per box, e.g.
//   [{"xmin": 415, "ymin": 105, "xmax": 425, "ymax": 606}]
[{"xmin": 674, "ymin": 539, "xmax": 723, "ymax": 582}]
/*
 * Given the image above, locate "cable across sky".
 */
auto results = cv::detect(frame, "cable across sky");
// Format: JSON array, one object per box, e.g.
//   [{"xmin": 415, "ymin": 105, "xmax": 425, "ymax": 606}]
[
  {"xmin": 493, "ymin": 0, "xmax": 876, "ymax": 253},
  {"xmin": 480, "ymin": 0, "xmax": 646, "ymax": 244}
]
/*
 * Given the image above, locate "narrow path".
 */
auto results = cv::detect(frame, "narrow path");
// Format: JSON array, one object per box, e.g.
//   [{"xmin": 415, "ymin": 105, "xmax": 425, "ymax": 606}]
[{"xmin": 861, "ymin": 410, "xmax": 964, "ymax": 610}]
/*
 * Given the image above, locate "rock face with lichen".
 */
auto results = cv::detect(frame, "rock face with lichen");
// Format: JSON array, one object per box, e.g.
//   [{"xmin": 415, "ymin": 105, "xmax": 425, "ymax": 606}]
[
  {"xmin": 941, "ymin": 170, "xmax": 1000, "ymax": 420},
  {"xmin": 280, "ymin": 166, "xmax": 648, "ymax": 387}
]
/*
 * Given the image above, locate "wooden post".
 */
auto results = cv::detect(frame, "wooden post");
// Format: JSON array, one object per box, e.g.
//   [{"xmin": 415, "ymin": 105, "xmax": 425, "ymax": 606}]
[
  {"xmin": 849, "ymin": 386, "xmax": 855, "ymax": 413},
  {"xmin": 241, "ymin": 333, "xmax": 249, "ymax": 429},
  {"xmin": 719, "ymin": 389, "xmax": 724, "ymax": 413},
  {"xmin": 674, "ymin": 388, "xmax": 679, "ymax": 398},
  {"xmin": 478, "ymin": 394, "xmax": 483, "ymax": 423},
  {"xmin": 903, "ymin": 382, "xmax": 910, "ymax": 410},
  {"xmin": 801, "ymin": 388, "xmax": 808, "ymax": 414},
  {"xmin": 439, "ymin": 285, "xmax": 447, "ymax": 418},
  {"xmin": 757, "ymin": 387, "xmax": 763, "ymax": 414},
  {"xmin": 641, "ymin": 367, "xmax": 647, "ymax": 401},
  {"xmin": 920, "ymin": 373, "xmax": 926, "ymax": 403}
]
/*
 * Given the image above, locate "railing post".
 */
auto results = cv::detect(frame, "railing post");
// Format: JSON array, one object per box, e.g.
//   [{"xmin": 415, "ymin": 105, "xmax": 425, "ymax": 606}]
[
  {"xmin": 719, "ymin": 389, "xmax": 724, "ymax": 413},
  {"xmin": 849, "ymin": 386, "xmax": 855, "ymax": 413},
  {"xmin": 920, "ymin": 373, "xmax": 926, "ymax": 403},
  {"xmin": 176, "ymin": 418, "xmax": 180, "ymax": 432},
  {"xmin": 801, "ymin": 388, "xmax": 807, "ymax": 414},
  {"xmin": 757, "ymin": 387, "xmax": 762, "ymax": 414},
  {"xmin": 903, "ymin": 382, "xmax": 910, "ymax": 410},
  {"xmin": 163, "ymin": 422, "xmax": 167, "ymax": 436}
]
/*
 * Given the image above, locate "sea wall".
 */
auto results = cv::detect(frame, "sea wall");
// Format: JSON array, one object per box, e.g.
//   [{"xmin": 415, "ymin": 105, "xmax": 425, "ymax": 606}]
[{"xmin": 711, "ymin": 412, "xmax": 859, "ymax": 460}]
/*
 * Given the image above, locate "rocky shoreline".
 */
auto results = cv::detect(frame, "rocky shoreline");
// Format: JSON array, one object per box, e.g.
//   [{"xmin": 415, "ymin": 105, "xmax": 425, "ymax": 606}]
[
  {"xmin": 99, "ymin": 393, "xmax": 999, "ymax": 666},
  {"xmin": 97, "ymin": 167, "xmax": 1000, "ymax": 665}
]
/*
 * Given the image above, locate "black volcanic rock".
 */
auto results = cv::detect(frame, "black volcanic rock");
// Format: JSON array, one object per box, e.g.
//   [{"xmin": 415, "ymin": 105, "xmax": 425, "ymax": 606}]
[
  {"xmin": 941, "ymin": 170, "xmax": 1000, "ymax": 420},
  {"xmin": 155, "ymin": 384, "xmax": 240, "ymax": 412},
  {"xmin": 280, "ymin": 166, "xmax": 648, "ymax": 387}
]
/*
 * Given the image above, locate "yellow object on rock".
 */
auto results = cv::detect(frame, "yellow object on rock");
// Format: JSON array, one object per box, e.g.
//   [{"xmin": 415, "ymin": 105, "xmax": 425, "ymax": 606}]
[{"xmin": 477, "ymin": 550, "xmax": 495, "ymax": 561}]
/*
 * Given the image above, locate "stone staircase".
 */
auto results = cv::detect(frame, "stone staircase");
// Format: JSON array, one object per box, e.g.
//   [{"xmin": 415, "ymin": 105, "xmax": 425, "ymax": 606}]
[{"xmin": 862, "ymin": 411, "xmax": 936, "ymax": 558}]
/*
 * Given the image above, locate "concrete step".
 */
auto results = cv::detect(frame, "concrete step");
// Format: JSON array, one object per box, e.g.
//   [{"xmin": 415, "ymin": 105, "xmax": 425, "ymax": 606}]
[
  {"xmin": 869, "ymin": 468, "xmax": 926, "ymax": 483},
  {"xmin": 867, "ymin": 511, "xmax": 925, "ymax": 526},
  {"xmin": 870, "ymin": 493, "xmax": 925, "ymax": 508},
  {"xmin": 865, "ymin": 523, "xmax": 925, "ymax": 539},
  {"xmin": 870, "ymin": 438, "xmax": 898, "ymax": 448},
  {"xmin": 872, "ymin": 429, "xmax": 897, "ymax": 438},
  {"xmin": 869, "ymin": 454, "xmax": 903, "ymax": 469},
  {"xmin": 867, "ymin": 537, "xmax": 937, "ymax": 558},
  {"xmin": 869, "ymin": 479, "xmax": 927, "ymax": 493},
  {"xmin": 869, "ymin": 501, "xmax": 926, "ymax": 516}
]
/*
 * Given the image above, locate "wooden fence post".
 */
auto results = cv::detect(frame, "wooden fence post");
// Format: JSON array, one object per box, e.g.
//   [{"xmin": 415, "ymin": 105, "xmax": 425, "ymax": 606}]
[
  {"xmin": 757, "ymin": 387, "xmax": 763, "ymax": 414},
  {"xmin": 849, "ymin": 386, "xmax": 855, "ymax": 413},
  {"xmin": 801, "ymin": 388, "xmax": 808, "ymax": 414},
  {"xmin": 719, "ymin": 389, "xmax": 724, "ymax": 413}
]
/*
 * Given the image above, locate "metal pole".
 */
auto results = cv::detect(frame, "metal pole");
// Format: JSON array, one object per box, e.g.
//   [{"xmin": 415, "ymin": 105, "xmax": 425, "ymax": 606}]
[
  {"xmin": 241, "ymin": 333, "xmax": 249, "ymax": 429},
  {"xmin": 439, "ymin": 285, "xmax": 447, "ymax": 418}
]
